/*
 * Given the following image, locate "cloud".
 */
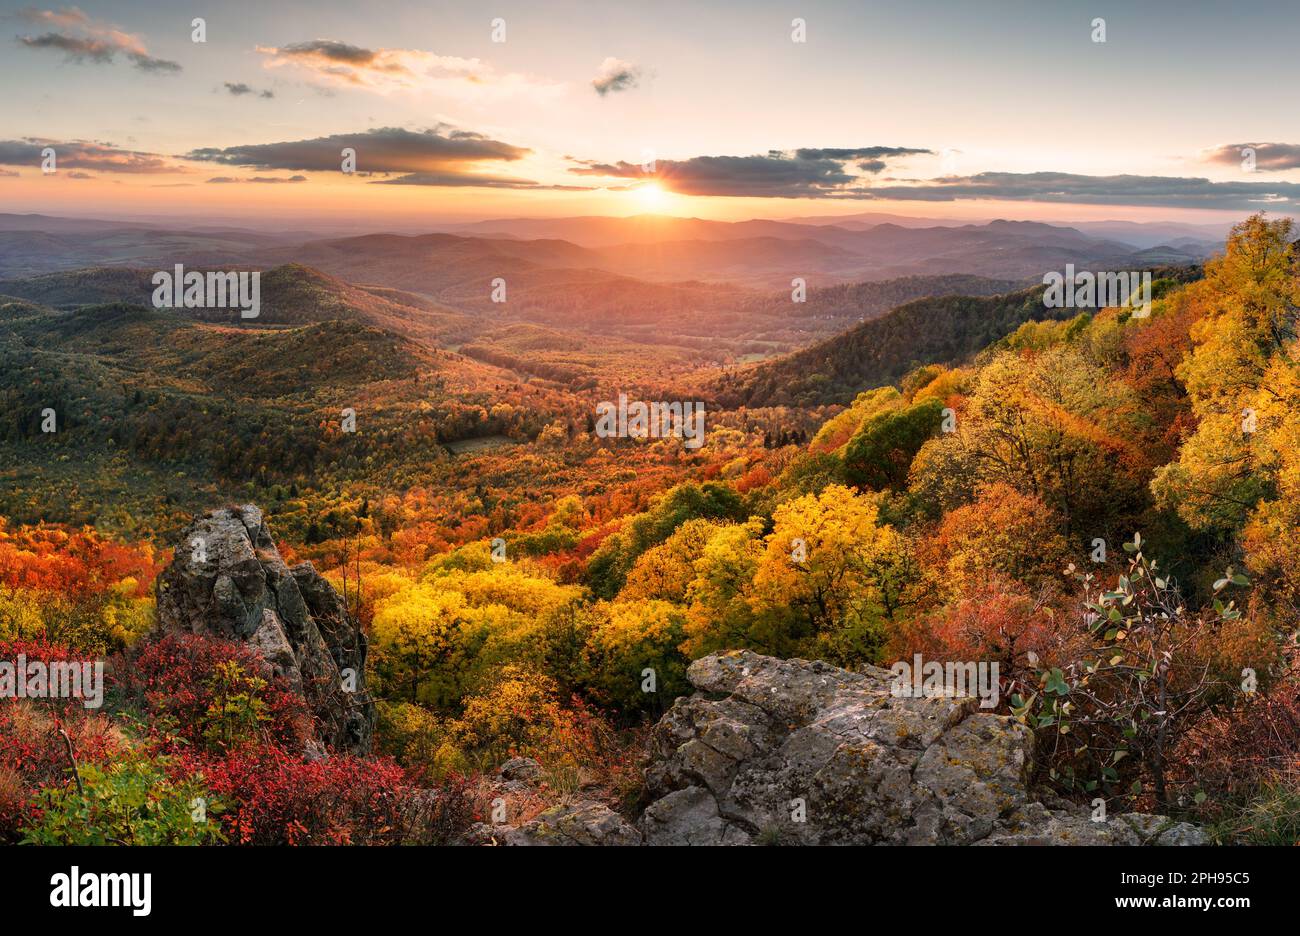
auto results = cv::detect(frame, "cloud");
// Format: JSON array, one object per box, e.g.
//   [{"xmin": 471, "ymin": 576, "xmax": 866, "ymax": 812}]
[
  {"xmin": 794, "ymin": 147, "xmax": 929, "ymax": 161},
  {"xmin": 570, "ymin": 146, "xmax": 930, "ymax": 197},
  {"xmin": 592, "ymin": 57, "xmax": 641, "ymax": 96},
  {"xmin": 186, "ymin": 126, "xmax": 531, "ymax": 177},
  {"xmin": 206, "ymin": 175, "xmax": 308, "ymax": 184},
  {"xmin": 255, "ymin": 39, "xmax": 563, "ymax": 99},
  {"xmin": 65, "ymin": 170, "xmax": 94, "ymax": 179},
  {"xmin": 0, "ymin": 169, "xmax": 18, "ymax": 177},
  {"xmin": 852, "ymin": 171, "xmax": 1300, "ymax": 209},
  {"xmin": 186, "ymin": 126, "xmax": 560, "ymax": 188},
  {"xmin": 275, "ymin": 39, "xmax": 376, "ymax": 66},
  {"xmin": 224, "ymin": 82, "xmax": 274, "ymax": 99},
  {"xmin": 373, "ymin": 172, "xmax": 590, "ymax": 190},
  {"xmin": 1203, "ymin": 143, "xmax": 1300, "ymax": 172},
  {"xmin": 571, "ymin": 147, "xmax": 1300, "ymax": 208},
  {"xmin": 0, "ymin": 138, "xmax": 186, "ymax": 173},
  {"xmin": 15, "ymin": 7, "xmax": 180, "ymax": 72}
]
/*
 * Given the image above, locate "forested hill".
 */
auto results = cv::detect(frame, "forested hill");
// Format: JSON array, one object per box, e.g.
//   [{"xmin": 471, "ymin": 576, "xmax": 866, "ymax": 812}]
[
  {"xmin": 713, "ymin": 286, "xmax": 1057, "ymax": 408},
  {"xmin": 713, "ymin": 263, "xmax": 1204, "ymax": 408}
]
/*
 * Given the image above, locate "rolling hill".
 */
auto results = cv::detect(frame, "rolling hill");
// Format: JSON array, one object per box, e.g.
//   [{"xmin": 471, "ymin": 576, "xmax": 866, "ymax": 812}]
[{"xmin": 713, "ymin": 285, "xmax": 1064, "ymax": 407}]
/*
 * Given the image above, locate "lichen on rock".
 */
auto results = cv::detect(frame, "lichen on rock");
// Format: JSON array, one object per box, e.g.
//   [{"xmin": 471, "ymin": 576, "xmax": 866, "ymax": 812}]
[{"xmin": 639, "ymin": 650, "xmax": 1205, "ymax": 846}]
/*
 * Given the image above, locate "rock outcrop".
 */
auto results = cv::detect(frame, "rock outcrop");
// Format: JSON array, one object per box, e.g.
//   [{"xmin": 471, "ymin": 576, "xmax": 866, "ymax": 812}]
[
  {"xmin": 640, "ymin": 651, "xmax": 1205, "ymax": 846},
  {"xmin": 462, "ymin": 758, "xmax": 641, "ymax": 846},
  {"xmin": 489, "ymin": 802, "xmax": 643, "ymax": 847},
  {"xmin": 155, "ymin": 504, "xmax": 375, "ymax": 755}
]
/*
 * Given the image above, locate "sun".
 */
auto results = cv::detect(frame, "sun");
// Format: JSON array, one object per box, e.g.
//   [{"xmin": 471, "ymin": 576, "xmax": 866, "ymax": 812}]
[{"xmin": 634, "ymin": 181, "xmax": 667, "ymax": 209}]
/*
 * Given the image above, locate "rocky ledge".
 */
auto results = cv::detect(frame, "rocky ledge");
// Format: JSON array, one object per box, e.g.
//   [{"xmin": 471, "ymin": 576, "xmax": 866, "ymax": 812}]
[{"xmin": 638, "ymin": 650, "xmax": 1205, "ymax": 846}]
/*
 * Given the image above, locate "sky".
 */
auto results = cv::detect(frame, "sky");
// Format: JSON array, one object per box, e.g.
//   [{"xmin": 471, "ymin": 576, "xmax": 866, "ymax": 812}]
[{"xmin": 2, "ymin": 0, "xmax": 1299, "ymax": 227}]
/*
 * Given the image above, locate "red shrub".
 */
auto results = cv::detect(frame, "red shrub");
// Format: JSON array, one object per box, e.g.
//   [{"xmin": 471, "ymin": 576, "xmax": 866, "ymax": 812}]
[
  {"xmin": 118, "ymin": 633, "xmax": 311, "ymax": 752},
  {"xmin": 179, "ymin": 743, "xmax": 415, "ymax": 845},
  {"xmin": 0, "ymin": 639, "xmax": 123, "ymax": 841},
  {"xmin": 1174, "ymin": 669, "xmax": 1300, "ymax": 801}
]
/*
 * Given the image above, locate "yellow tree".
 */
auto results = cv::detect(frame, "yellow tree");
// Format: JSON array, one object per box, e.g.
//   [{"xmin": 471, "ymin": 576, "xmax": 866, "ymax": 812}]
[
  {"xmin": 620, "ymin": 519, "xmax": 719, "ymax": 603},
  {"xmin": 749, "ymin": 485, "xmax": 919, "ymax": 663},
  {"xmin": 681, "ymin": 519, "xmax": 766, "ymax": 657},
  {"xmin": 1153, "ymin": 215, "xmax": 1300, "ymax": 531},
  {"xmin": 1152, "ymin": 215, "xmax": 1300, "ymax": 622},
  {"xmin": 371, "ymin": 584, "xmax": 471, "ymax": 706}
]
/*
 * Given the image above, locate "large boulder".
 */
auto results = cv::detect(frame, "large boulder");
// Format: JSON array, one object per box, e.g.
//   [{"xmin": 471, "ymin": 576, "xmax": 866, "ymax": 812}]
[
  {"xmin": 155, "ymin": 504, "xmax": 375, "ymax": 755},
  {"xmin": 640, "ymin": 651, "xmax": 1205, "ymax": 846}
]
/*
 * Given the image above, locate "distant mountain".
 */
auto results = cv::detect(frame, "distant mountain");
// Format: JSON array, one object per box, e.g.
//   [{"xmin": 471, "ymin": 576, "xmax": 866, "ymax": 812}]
[
  {"xmin": 0, "ymin": 263, "xmax": 479, "ymax": 347},
  {"xmin": 1069, "ymin": 219, "xmax": 1239, "ymax": 250},
  {"xmin": 592, "ymin": 235, "xmax": 867, "ymax": 287},
  {"xmin": 444, "ymin": 213, "xmax": 987, "ymax": 244},
  {"xmin": 0, "ymin": 213, "xmax": 160, "ymax": 233},
  {"xmin": 1, "ymin": 213, "xmax": 1215, "ymax": 299},
  {"xmin": 0, "ymin": 223, "xmax": 287, "ymax": 278},
  {"xmin": 255, "ymin": 232, "xmax": 754, "ymax": 341},
  {"xmin": 265, "ymin": 220, "xmax": 1207, "ymax": 297},
  {"xmin": 780, "ymin": 211, "xmax": 987, "ymax": 229},
  {"xmin": 434, "ymin": 214, "xmax": 880, "ymax": 247},
  {"xmin": 259, "ymin": 232, "xmax": 605, "ymax": 293}
]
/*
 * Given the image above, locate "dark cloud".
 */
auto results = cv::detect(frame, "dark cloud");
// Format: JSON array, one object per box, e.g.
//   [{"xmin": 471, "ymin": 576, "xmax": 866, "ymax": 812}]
[
  {"xmin": 186, "ymin": 126, "xmax": 530, "ymax": 174},
  {"xmin": 570, "ymin": 146, "xmax": 929, "ymax": 197},
  {"xmin": 276, "ymin": 39, "xmax": 378, "ymax": 65},
  {"xmin": 65, "ymin": 170, "xmax": 94, "ymax": 179},
  {"xmin": 15, "ymin": 8, "xmax": 181, "ymax": 73},
  {"xmin": 224, "ymin": 82, "xmax": 275, "ymax": 99},
  {"xmin": 1204, "ymin": 143, "xmax": 1300, "ymax": 172},
  {"xmin": 19, "ymin": 33, "xmax": 114, "ymax": 62},
  {"xmin": 853, "ymin": 171, "xmax": 1300, "ymax": 209},
  {"xmin": 206, "ymin": 175, "xmax": 308, "ymax": 184},
  {"xmin": 130, "ymin": 53, "xmax": 180, "ymax": 73},
  {"xmin": 0, "ymin": 138, "xmax": 186, "ymax": 174},
  {"xmin": 795, "ymin": 146, "xmax": 930, "ymax": 161},
  {"xmin": 572, "ymin": 149, "xmax": 1300, "ymax": 208},
  {"xmin": 592, "ymin": 57, "xmax": 641, "ymax": 96},
  {"xmin": 374, "ymin": 172, "xmax": 590, "ymax": 190}
]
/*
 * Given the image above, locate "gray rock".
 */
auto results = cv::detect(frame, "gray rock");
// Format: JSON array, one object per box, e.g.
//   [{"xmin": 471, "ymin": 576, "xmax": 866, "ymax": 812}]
[
  {"xmin": 496, "ymin": 802, "xmax": 642, "ymax": 846},
  {"xmin": 498, "ymin": 756, "xmax": 543, "ymax": 783},
  {"xmin": 155, "ymin": 504, "xmax": 375, "ymax": 754},
  {"xmin": 640, "ymin": 650, "xmax": 1205, "ymax": 846}
]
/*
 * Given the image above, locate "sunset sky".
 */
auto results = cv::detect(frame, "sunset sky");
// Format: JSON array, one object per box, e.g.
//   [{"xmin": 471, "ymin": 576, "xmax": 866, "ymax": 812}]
[{"xmin": 3, "ymin": 0, "xmax": 1299, "ymax": 227}]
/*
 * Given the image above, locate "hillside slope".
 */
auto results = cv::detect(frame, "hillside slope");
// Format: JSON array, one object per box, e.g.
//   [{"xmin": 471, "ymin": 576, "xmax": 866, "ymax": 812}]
[{"xmin": 714, "ymin": 285, "xmax": 1060, "ymax": 407}]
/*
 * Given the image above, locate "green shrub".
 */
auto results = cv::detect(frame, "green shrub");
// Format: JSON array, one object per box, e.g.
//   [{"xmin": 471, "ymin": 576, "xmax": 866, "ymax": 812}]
[{"xmin": 21, "ymin": 753, "xmax": 223, "ymax": 845}]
